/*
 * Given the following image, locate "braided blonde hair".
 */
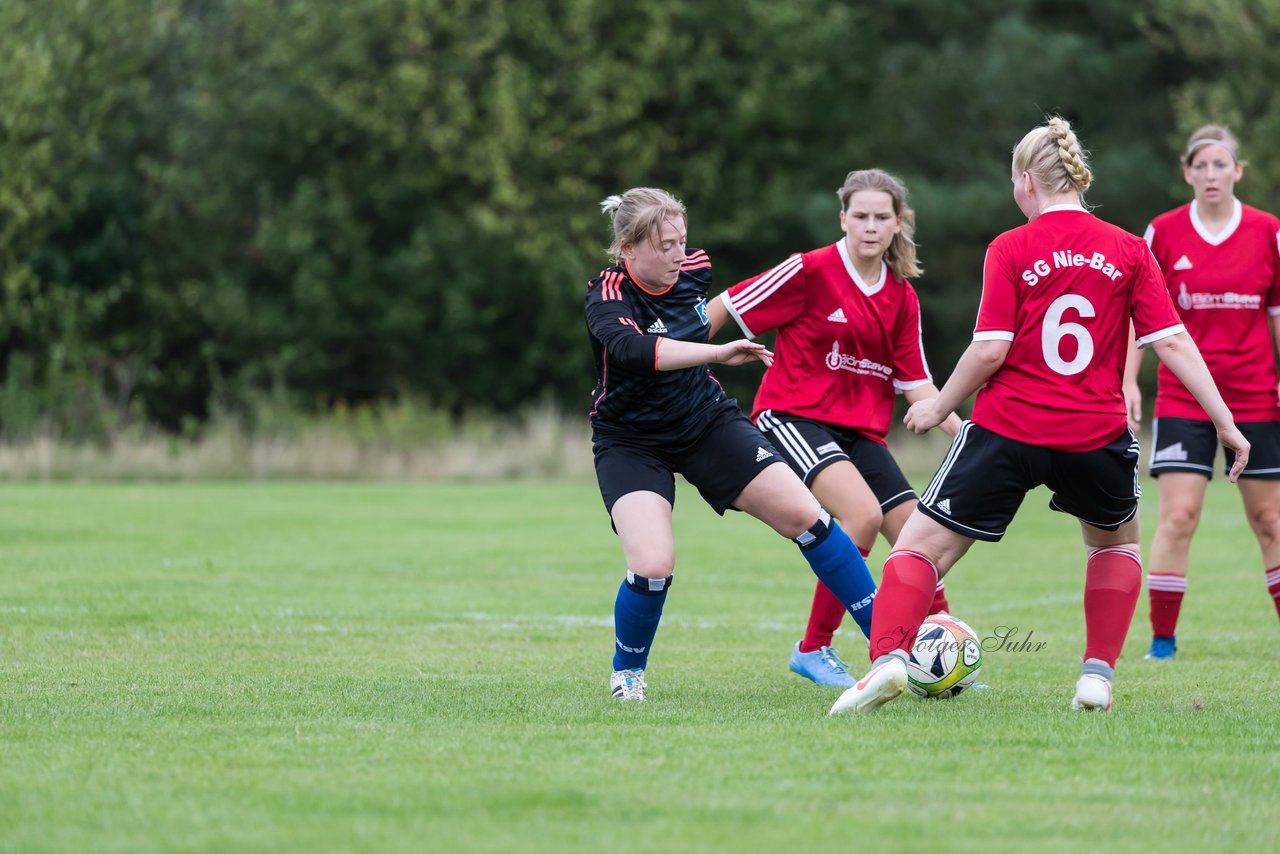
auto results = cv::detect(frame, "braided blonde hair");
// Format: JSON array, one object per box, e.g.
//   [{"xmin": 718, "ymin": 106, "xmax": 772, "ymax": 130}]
[
  {"xmin": 599, "ymin": 188, "xmax": 686, "ymax": 261},
  {"xmin": 1012, "ymin": 116, "xmax": 1093, "ymax": 196},
  {"xmin": 837, "ymin": 169, "xmax": 923, "ymax": 278}
]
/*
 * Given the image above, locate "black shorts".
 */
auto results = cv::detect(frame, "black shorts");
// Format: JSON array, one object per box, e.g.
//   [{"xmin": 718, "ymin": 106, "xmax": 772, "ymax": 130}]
[
  {"xmin": 1149, "ymin": 417, "xmax": 1280, "ymax": 479},
  {"xmin": 916, "ymin": 422, "xmax": 1141, "ymax": 542},
  {"xmin": 755, "ymin": 410, "xmax": 916, "ymax": 512},
  {"xmin": 593, "ymin": 400, "xmax": 784, "ymax": 516}
]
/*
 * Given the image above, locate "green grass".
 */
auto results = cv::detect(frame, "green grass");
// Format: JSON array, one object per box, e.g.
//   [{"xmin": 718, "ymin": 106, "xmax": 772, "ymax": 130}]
[{"xmin": 2, "ymin": 479, "xmax": 1278, "ymax": 853}]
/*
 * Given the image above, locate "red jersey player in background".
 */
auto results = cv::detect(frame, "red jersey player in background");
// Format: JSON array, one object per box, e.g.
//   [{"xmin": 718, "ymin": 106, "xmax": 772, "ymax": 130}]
[
  {"xmin": 707, "ymin": 169, "xmax": 961, "ymax": 689},
  {"xmin": 1123, "ymin": 125, "xmax": 1280, "ymax": 661},
  {"xmin": 830, "ymin": 117, "xmax": 1249, "ymax": 716}
]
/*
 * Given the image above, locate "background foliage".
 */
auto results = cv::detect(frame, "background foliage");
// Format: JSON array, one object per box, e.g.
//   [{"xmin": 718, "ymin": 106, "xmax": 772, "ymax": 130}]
[{"xmin": 0, "ymin": 0, "xmax": 1273, "ymax": 441}]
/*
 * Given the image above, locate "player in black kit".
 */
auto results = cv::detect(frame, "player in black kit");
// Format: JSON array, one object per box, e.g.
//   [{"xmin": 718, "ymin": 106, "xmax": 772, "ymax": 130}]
[{"xmin": 586, "ymin": 187, "xmax": 880, "ymax": 702}]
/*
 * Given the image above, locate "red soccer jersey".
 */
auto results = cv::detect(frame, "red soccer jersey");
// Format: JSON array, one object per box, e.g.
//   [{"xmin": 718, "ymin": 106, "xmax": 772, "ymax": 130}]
[
  {"xmin": 720, "ymin": 240, "xmax": 933, "ymax": 442},
  {"xmin": 971, "ymin": 205, "xmax": 1185, "ymax": 452},
  {"xmin": 1144, "ymin": 199, "xmax": 1280, "ymax": 421}
]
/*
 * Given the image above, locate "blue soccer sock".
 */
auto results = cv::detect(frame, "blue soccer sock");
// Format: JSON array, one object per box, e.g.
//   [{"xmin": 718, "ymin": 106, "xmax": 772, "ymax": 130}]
[
  {"xmin": 612, "ymin": 572, "xmax": 671, "ymax": 671},
  {"xmin": 794, "ymin": 510, "xmax": 876, "ymax": 639}
]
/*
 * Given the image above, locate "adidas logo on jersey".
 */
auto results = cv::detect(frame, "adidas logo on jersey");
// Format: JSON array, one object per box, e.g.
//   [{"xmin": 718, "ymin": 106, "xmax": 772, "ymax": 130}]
[
  {"xmin": 935, "ymin": 498, "xmax": 952, "ymax": 516},
  {"xmin": 1153, "ymin": 442, "xmax": 1189, "ymax": 462},
  {"xmin": 647, "ymin": 318, "xmax": 669, "ymax": 334},
  {"xmin": 827, "ymin": 308, "xmax": 847, "ymax": 323},
  {"xmin": 756, "ymin": 447, "xmax": 773, "ymax": 462},
  {"xmin": 1173, "ymin": 255, "xmax": 1194, "ymax": 271}
]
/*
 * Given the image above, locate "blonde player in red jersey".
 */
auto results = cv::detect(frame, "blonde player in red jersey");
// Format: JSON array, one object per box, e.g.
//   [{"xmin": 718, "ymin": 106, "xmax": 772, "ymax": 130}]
[
  {"xmin": 1123, "ymin": 125, "xmax": 1280, "ymax": 660},
  {"xmin": 706, "ymin": 169, "xmax": 961, "ymax": 689},
  {"xmin": 830, "ymin": 117, "xmax": 1250, "ymax": 716}
]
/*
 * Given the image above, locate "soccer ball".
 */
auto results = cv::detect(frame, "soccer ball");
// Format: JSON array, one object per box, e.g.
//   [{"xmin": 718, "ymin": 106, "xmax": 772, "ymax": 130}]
[{"xmin": 906, "ymin": 613, "xmax": 983, "ymax": 699}]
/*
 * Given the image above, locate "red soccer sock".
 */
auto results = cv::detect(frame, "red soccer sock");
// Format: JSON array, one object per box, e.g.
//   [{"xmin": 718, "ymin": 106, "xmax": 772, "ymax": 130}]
[
  {"xmin": 1266, "ymin": 565, "xmax": 1280, "ymax": 620},
  {"xmin": 868, "ymin": 550, "xmax": 938, "ymax": 661},
  {"xmin": 799, "ymin": 547, "xmax": 871, "ymax": 652},
  {"xmin": 1083, "ymin": 547, "xmax": 1142, "ymax": 667},
  {"xmin": 1146, "ymin": 572, "xmax": 1187, "ymax": 637},
  {"xmin": 929, "ymin": 579, "xmax": 950, "ymax": 615}
]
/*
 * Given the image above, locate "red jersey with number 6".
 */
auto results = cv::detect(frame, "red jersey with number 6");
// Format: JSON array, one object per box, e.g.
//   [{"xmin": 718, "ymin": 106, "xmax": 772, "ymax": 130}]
[
  {"xmin": 1144, "ymin": 200, "xmax": 1280, "ymax": 422},
  {"xmin": 971, "ymin": 205, "xmax": 1185, "ymax": 452}
]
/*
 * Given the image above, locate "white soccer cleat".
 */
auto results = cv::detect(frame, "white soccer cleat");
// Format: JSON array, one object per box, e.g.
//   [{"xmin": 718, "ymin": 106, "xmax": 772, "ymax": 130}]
[
  {"xmin": 1071, "ymin": 673, "xmax": 1113, "ymax": 711},
  {"xmin": 829, "ymin": 656, "xmax": 908, "ymax": 716},
  {"xmin": 610, "ymin": 668, "xmax": 647, "ymax": 701}
]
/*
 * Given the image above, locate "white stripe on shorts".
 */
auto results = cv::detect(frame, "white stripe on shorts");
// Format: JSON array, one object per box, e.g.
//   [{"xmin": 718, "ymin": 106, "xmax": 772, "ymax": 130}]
[
  {"xmin": 921, "ymin": 421, "xmax": 973, "ymax": 506},
  {"xmin": 756, "ymin": 411, "xmax": 821, "ymax": 477}
]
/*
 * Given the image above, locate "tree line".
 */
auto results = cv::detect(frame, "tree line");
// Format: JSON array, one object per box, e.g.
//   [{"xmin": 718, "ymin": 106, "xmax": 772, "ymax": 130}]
[{"xmin": 1, "ymin": 0, "xmax": 1276, "ymax": 441}]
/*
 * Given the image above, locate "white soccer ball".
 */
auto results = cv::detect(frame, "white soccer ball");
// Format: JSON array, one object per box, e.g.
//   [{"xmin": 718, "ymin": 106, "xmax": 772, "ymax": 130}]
[{"xmin": 906, "ymin": 613, "xmax": 984, "ymax": 699}]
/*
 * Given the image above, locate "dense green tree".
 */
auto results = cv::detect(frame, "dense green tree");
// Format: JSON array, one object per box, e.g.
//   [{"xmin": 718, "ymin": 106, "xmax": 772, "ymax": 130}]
[{"xmin": 0, "ymin": 0, "xmax": 1246, "ymax": 439}]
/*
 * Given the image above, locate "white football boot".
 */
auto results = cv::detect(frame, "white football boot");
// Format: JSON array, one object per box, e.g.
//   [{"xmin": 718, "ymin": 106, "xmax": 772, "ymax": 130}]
[
  {"xmin": 610, "ymin": 669, "xmax": 647, "ymax": 701},
  {"xmin": 829, "ymin": 656, "xmax": 908, "ymax": 716}
]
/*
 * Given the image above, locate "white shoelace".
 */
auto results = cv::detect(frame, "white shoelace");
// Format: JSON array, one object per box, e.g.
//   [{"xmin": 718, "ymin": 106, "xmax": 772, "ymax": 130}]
[{"xmin": 819, "ymin": 647, "xmax": 850, "ymax": 674}]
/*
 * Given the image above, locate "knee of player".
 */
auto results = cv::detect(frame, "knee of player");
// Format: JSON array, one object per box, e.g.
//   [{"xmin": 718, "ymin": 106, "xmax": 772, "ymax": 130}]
[
  {"xmin": 1159, "ymin": 505, "xmax": 1201, "ymax": 538},
  {"xmin": 844, "ymin": 507, "xmax": 883, "ymax": 545},
  {"xmin": 627, "ymin": 556, "xmax": 676, "ymax": 579},
  {"xmin": 1247, "ymin": 504, "xmax": 1280, "ymax": 544},
  {"xmin": 770, "ymin": 503, "xmax": 829, "ymax": 541}
]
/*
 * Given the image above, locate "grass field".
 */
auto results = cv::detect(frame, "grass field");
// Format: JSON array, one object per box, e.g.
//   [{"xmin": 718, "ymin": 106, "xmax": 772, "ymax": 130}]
[{"xmin": 2, "ymin": 478, "xmax": 1278, "ymax": 852}]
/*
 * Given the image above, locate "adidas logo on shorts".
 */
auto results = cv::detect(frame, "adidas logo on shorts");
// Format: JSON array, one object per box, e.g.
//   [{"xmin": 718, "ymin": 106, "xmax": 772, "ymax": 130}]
[
  {"xmin": 936, "ymin": 498, "xmax": 952, "ymax": 516},
  {"xmin": 1153, "ymin": 442, "xmax": 1188, "ymax": 462},
  {"xmin": 756, "ymin": 447, "xmax": 773, "ymax": 462}
]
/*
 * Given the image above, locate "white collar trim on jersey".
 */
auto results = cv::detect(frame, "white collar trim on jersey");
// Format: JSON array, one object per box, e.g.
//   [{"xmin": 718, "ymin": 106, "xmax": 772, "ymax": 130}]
[
  {"xmin": 1039, "ymin": 203, "xmax": 1088, "ymax": 215},
  {"xmin": 837, "ymin": 238, "xmax": 886, "ymax": 297},
  {"xmin": 1190, "ymin": 197, "xmax": 1241, "ymax": 246}
]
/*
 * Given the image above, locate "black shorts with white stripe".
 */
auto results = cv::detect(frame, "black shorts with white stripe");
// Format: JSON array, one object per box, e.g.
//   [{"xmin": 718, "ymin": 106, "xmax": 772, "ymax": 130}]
[
  {"xmin": 754, "ymin": 410, "xmax": 916, "ymax": 512},
  {"xmin": 1150, "ymin": 416, "xmax": 1280, "ymax": 479},
  {"xmin": 594, "ymin": 398, "xmax": 784, "ymax": 517},
  {"xmin": 917, "ymin": 422, "xmax": 1140, "ymax": 542}
]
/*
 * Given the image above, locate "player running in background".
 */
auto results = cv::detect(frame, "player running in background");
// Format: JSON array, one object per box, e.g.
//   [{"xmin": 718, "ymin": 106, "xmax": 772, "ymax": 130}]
[
  {"xmin": 1123, "ymin": 125, "xmax": 1280, "ymax": 660},
  {"xmin": 585, "ymin": 187, "xmax": 881, "ymax": 702},
  {"xmin": 830, "ymin": 117, "xmax": 1249, "ymax": 716},
  {"xmin": 707, "ymin": 169, "xmax": 960, "ymax": 689}
]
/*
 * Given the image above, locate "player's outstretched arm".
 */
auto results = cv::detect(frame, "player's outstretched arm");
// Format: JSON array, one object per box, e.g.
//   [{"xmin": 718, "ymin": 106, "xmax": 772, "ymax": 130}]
[
  {"xmin": 655, "ymin": 338, "xmax": 773, "ymax": 371},
  {"xmin": 1150, "ymin": 330, "xmax": 1250, "ymax": 480},
  {"xmin": 903, "ymin": 340, "xmax": 1010, "ymax": 434}
]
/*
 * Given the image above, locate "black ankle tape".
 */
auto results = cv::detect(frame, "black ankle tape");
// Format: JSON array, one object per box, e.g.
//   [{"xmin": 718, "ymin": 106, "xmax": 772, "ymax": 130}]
[
  {"xmin": 625, "ymin": 572, "xmax": 672, "ymax": 595},
  {"xmin": 795, "ymin": 509, "xmax": 833, "ymax": 551}
]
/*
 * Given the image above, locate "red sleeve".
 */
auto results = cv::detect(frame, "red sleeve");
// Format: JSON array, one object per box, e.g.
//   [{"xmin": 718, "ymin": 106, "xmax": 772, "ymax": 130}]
[
  {"xmin": 721, "ymin": 254, "xmax": 806, "ymax": 338},
  {"xmin": 1131, "ymin": 241, "xmax": 1185, "ymax": 347},
  {"xmin": 891, "ymin": 283, "xmax": 932, "ymax": 390},
  {"xmin": 973, "ymin": 241, "xmax": 1017, "ymax": 341}
]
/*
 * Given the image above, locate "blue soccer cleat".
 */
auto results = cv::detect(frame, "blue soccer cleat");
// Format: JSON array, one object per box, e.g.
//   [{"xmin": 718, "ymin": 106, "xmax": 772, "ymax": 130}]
[
  {"xmin": 1144, "ymin": 635, "xmax": 1177, "ymax": 661},
  {"xmin": 789, "ymin": 642, "xmax": 857, "ymax": 688}
]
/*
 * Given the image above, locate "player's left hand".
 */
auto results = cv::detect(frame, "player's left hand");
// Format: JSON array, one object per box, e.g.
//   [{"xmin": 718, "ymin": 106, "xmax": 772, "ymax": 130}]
[
  {"xmin": 716, "ymin": 339, "xmax": 774, "ymax": 367},
  {"xmin": 904, "ymin": 398, "xmax": 947, "ymax": 434}
]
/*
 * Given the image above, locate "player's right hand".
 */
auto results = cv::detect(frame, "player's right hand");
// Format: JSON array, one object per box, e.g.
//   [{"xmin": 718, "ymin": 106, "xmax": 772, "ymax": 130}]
[
  {"xmin": 904, "ymin": 398, "xmax": 946, "ymax": 434},
  {"xmin": 1220, "ymin": 424, "xmax": 1250, "ymax": 482}
]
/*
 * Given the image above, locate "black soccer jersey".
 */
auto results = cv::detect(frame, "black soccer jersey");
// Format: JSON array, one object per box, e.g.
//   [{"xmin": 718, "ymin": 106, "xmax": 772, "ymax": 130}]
[{"xmin": 584, "ymin": 249, "xmax": 729, "ymax": 439}]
